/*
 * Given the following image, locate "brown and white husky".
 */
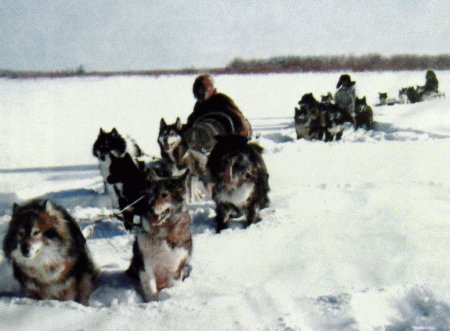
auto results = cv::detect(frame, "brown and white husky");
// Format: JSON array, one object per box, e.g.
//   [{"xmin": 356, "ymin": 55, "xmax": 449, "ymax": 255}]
[
  {"xmin": 2, "ymin": 199, "xmax": 98, "ymax": 305},
  {"xmin": 126, "ymin": 170, "xmax": 192, "ymax": 301}
]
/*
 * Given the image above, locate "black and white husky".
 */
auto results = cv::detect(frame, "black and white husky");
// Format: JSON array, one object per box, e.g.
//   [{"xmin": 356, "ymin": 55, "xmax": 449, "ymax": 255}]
[
  {"xmin": 354, "ymin": 96, "xmax": 374, "ymax": 130},
  {"xmin": 207, "ymin": 135, "xmax": 270, "ymax": 232},
  {"xmin": 92, "ymin": 128, "xmax": 147, "ymax": 229},
  {"xmin": 3, "ymin": 199, "xmax": 98, "ymax": 305},
  {"xmin": 126, "ymin": 170, "xmax": 192, "ymax": 301}
]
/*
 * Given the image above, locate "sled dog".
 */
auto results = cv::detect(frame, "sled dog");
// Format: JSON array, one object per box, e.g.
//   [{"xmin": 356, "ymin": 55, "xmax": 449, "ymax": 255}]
[
  {"xmin": 158, "ymin": 118, "xmax": 209, "ymax": 200},
  {"xmin": 93, "ymin": 128, "xmax": 147, "ymax": 229},
  {"xmin": 207, "ymin": 135, "xmax": 270, "ymax": 232},
  {"xmin": 354, "ymin": 97, "xmax": 374, "ymax": 130},
  {"xmin": 127, "ymin": 171, "xmax": 192, "ymax": 301},
  {"xmin": 3, "ymin": 199, "xmax": 97, "ymax": 305},
  {"xmin": 377, "ymin": 92, "xmax": 397, "ymax": 106}
]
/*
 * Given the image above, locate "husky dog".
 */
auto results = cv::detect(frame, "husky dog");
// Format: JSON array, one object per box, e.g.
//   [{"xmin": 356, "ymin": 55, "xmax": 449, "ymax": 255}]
[
  {"xmin": 295, "ymin": 93, "xmax": 319, "ymax": 140},
  {"xmin": 296, "ymin": 93, "xmax": 331, "ymax": 141},
  {"xmin": 398, "ymin": 86, "xmax": 421, "ymax": 104},
  {"xmin": 93, "ymin": 128, "xmax": 147, "ymax": 229},
  {"xmin": 127, "ymin": 171, "xmax": 192, "ymax": 301},
  {"xmin": 106, "ymin": 152, "xmax": 148, "ymax": 230},
  {"xmin": 207, "ymin": 135, "xmax": 270, "ymax": 232},
  {"xmin": 158, "ymin": 118, "xmax": 188, "ymax": 176},
  {"xmin": 321, "ymin": 92, "xmax": 334, "ymax": 105},
  {"xmin": 398, "ymin": 88, "xmax": 409, "ymax": 104},
  {"xmin": 377, "ymin": 92, "xmax": 397, "ymax": 106},
  {"xmin": 93, "ymin": 128, "xmax": 144, "ymax": 207},
  {"xmin": 294, "ymin": 105, "xmax": 312, "ymax": 140},
  {"xmin": 319, "ymin": 102, "xmax": 354, "ymax": 141},
  {"xmin": 158, "ymin": 118, "xmax": 209, "ymax": 200},
  {"xmin": 354, "ymin": 97, "xmax": 374, "ymax": 130},
  {"xmin": 3, "ymin": 200, "xmax": 97, "ymax": 305}
]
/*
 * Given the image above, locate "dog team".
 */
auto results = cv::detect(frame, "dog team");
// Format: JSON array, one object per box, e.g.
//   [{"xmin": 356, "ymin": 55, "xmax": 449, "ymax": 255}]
[
  {"xmin": 295, "ymin": 73, "xmax": 374, "ymax": 141},
  {"xmin": 2, "ymin": 69, "xmax": 442, "ymax": 305},
  {"xmin": 379, "ymin": 69, "xmax": 444, "ymax": 105},
  {"xmin": 295, "ymin": 69, "xmax": 444, "ymax": 141},
  {"xmin": 3, "ymin": 74, "xmax": 270, "ymax": 304}
]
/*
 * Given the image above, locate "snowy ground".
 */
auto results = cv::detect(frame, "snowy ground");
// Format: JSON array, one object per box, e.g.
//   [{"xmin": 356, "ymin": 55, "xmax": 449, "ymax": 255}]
[{"xmin": 0, "ymin": 71, "xmax": 449, "ymax": 331}]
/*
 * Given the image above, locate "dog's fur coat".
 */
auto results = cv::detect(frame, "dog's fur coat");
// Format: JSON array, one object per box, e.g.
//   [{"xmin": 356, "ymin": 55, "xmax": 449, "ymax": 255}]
[
  {"xmin": 3, "ymin": 200, "xmax": 97, "ymax": 305},
  {"xmin": 126, "ymin": 171, "xmax": 192, "ymax": 301},
  {"xmin": 207, "ymin": 135, "xmax": 270, "ymax": 232}
]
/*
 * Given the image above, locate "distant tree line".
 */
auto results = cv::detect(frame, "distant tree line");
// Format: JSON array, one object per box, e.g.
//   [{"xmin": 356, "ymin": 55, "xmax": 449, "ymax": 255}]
[
  {"xmin": 1, "ymin": 54, "xmax": 449, "ymax": 79},
  {"xmin": 225, "ymin": 54, "xmax": 450, "ymax": 73}
]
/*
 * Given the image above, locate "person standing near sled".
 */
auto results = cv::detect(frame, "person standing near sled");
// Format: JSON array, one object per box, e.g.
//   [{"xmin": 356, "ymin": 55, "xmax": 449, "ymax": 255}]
[
  {"xmin": 186, "ymin": 74, "xmax": 252, "ymax": 140},
  {"xmin": 423, "ymin": 69, "xmax": 439, "ymax": 94},
  {"xmin": 335, "ymin": 74, "xmax": 356, "ymax": 117}
]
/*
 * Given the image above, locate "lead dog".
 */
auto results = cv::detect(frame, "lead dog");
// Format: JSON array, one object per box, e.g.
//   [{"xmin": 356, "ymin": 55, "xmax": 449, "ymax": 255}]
[
  {"xmin": 3, "ymin": 199, "xmax": 97, "ymax": 305},
  {"xmin": 126, "ymin": 171, "xmax": 192, "ymax": 301},
  {"xmin": 207, "ymin": 135, "xmax": 270, "ymax": 232}
]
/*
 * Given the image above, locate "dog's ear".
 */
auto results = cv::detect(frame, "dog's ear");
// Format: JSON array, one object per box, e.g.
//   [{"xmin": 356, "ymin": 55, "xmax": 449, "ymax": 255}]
[
  {"xmin": 176, "ymin": 117, "xmax": 182, "ymax": 131},
  {"xmin": 12, "ymin": 203, "xmax": 20, "ymax": 215},
  {"xmin": 160, "ymin": 118, "xmax": 166, "ymax": 129},
  {"xmin": 99, "ymin": 128, "xmax": 105, "ymax": 134},
  {"xmin": 111, "ymin": 128, "xmax": 119, "ymax": 136},
  {"xmin": 362, "ymin": 96, "xmax": 366, "ymax": 103},
  {"xmin": 45, "ymin": 200, "xmax": 56, "ymax": 215}
]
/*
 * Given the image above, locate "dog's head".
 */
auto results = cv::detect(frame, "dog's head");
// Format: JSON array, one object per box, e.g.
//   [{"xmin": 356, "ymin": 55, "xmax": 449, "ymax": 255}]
[
  {"xmin": 158, "ymin": 118, "xmax": 184, "ymax": 154},
  {"xmin": 379, "ymin": 92, "xmax": 387, "ymax": 100},
  {"xmin": 298, "ymin": 93, "xmax": 318, "ymax": 111},
  {"xmin": 355, "ymin": 96, "xmax": 367, "ymax": 106},
  {"xmin": 355, "ymin": 97, "xmax": 368, "ymax": 113},
  {"xmin": 3, "ymin": 200, "xmax": 78, "ymax": 262},
  {"xmin": 321, "ymin": 92, "xmax": 333, "ymax": 104},
  {"xmin": 141, "ymin": 170, "xmax": 189, "ymax": 229},
  {"xmin": 93, "ymin": 128, "xmax": 126, "ymax": 161},
  {"xmin": 295, "ymin": 106, "xmax": 310, "ymax": 125}
]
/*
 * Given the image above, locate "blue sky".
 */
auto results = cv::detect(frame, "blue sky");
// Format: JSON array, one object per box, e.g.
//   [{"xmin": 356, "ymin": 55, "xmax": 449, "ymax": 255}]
[{"xmin": 0, "ymin": 0, "xmax": 449, "ymax": 71}]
